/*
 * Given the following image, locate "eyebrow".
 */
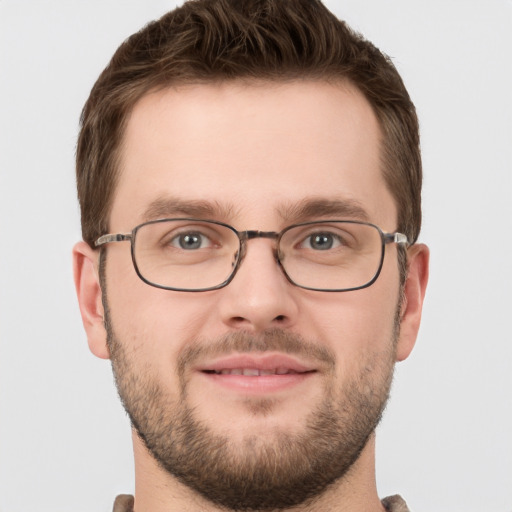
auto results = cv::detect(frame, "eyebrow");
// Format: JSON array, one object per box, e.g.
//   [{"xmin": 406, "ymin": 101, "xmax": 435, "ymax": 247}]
[
  {"xmin": 277, "ymin": 198, "xmax": 370, "ymax": 223},
  {"xmin": 142, "ymin": 197, "xmax": 236, "ymax": 222}
]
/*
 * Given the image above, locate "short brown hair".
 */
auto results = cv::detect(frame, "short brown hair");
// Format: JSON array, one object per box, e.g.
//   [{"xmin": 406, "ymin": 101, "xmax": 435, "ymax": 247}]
[{"xmin": 77, "ymin": 0, "xmax": 421, "ymax": 249}]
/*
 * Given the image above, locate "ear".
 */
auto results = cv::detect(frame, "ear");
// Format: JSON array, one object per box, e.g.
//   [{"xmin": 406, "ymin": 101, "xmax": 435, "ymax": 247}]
[
  {"xmin": 72, "ymin": 241, "xmax": 110, "ymax": 359},
  {"xmin": 396, "ymin": 243, "xmax": 429, "ymax": 362}
]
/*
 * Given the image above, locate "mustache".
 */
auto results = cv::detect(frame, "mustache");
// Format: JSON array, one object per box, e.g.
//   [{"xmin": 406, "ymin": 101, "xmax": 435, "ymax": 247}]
[{"xmin": 177, "ymin": 329, "xmax": 336, "ymax": 377}]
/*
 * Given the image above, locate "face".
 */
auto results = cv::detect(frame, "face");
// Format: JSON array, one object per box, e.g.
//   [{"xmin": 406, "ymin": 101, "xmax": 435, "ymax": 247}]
[{"xmin": 91, "ymin": 81, "xmax": 415, "ymax": 510}]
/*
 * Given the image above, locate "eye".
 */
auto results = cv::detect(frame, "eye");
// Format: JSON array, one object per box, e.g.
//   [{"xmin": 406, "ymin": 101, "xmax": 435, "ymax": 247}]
[
  {"xmin": 301, "ymin": 232, "xmax": 342, "ymax": 251},
  {"xmin": 170, "ymin": 231, "xmax": 212, "ymax": 250}
]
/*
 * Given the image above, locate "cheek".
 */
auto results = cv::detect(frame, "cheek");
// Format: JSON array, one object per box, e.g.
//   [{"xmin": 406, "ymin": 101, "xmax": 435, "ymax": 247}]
[
  {"xmin": 302, "ymin": 272, "xmax": 400, "ymax": 374},
  {"xmin": 105, "ymin": 251, "xmax": 222, "ymax": 369}
]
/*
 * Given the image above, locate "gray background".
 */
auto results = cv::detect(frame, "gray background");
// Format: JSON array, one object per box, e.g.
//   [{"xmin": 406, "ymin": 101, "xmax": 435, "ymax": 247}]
[{"xmin": 0, "ymin": 1, "xmax": 511, "ymax": 511}]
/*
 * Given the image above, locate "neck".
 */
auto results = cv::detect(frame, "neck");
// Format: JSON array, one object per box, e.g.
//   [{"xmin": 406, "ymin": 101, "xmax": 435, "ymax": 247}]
[{"xmin": 131, "ymin": 430, "xmax": 385, "ymax": 512}]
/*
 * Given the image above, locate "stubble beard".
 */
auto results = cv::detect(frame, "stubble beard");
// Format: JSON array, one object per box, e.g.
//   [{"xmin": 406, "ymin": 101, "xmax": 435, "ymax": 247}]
[{"xmin": 104, "ymin": 298, "xmax": 399, "ymax": 511}]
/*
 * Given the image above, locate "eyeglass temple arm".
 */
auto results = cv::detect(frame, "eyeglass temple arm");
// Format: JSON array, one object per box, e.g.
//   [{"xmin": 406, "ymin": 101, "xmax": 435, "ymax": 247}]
[
  {"xmin": 95, "ymin": 233, "xmax": 132, "ymax": 247},
  {"xmin": 384, "ymin": 232, "xmax": 409, "ymax": 245}
]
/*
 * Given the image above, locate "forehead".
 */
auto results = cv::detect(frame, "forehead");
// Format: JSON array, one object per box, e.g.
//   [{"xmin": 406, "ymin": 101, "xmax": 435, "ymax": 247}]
[{"xmin": 112, "ymin": 80, "xmax": 396, "ymax": 230}]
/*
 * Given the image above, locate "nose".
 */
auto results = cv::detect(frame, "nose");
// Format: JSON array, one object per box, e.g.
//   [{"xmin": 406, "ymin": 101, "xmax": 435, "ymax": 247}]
[{"xmin": 217, "ymin": 238, "xmax": 300, "ymax": 332}]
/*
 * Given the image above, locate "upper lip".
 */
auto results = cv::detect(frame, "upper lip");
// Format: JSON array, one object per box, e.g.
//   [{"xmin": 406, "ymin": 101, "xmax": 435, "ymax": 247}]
[{"xmin": 197, "ymin": 353, "xmax": 316, "ymax": 374}]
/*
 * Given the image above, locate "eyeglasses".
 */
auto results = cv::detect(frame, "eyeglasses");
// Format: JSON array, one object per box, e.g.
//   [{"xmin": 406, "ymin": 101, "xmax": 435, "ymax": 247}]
[{"xmin": 95, "ymin": 218, "xmax": 408, "ymax": 292}]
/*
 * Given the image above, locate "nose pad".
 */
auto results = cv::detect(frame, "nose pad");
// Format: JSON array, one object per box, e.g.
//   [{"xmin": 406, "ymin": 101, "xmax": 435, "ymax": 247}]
[
  {"xmin": 276, "ymin": 247, "xmax": 286, "ymax": 265},
  {"xmin": 231, "ymin": 250, "xmax": 239, "ymax": 269}
]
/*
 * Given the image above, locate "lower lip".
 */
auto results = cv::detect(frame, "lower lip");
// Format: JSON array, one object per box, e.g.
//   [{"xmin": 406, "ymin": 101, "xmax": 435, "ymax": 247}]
[{"xmin": 199, "ymin": 371, "xmax": 316, "ymax": 394}]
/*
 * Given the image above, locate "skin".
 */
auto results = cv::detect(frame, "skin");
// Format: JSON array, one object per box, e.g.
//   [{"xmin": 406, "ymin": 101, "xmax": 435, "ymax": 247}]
[{"xmin": 74, "ymin": 80, "xmax": 429, "ymax": 512}]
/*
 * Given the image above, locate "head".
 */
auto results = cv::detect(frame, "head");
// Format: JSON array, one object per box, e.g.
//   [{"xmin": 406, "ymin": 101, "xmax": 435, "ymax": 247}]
[
  {"xmin": 77, "ymin": 0, "xmax": 421, "ymax": 253},
  {"xmin": 74, "ymin": 1, "xmax": 428, "ymax": 510}
]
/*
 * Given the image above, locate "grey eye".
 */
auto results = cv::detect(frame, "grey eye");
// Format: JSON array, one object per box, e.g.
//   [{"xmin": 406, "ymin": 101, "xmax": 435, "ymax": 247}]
[
  {"xmin": 310, "ymin": 234, "xmax": 333, "ymax": 250},
  {"xmin": 302, "ymin": 232, "xmax": 342, "ymax": 250},
  {"xmin": 172, "ymin": 232, "xmax": 209, "ymax": 250}
]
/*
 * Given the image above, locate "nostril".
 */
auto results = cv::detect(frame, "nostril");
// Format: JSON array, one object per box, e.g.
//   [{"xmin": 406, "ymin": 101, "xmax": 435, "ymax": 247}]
[{"xmin": 274, "ymin": 315, "xmax": 286, "ymax": 322}]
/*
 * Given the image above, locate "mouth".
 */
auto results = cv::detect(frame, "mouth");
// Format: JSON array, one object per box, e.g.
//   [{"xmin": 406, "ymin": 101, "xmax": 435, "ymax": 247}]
[
  {"xmin": 203, "ymin": 368, "xmax": 312, "ymax": 376},
  {"xmin": 196, "ymin": 353, "xmax": 318, "ymax": 394}
]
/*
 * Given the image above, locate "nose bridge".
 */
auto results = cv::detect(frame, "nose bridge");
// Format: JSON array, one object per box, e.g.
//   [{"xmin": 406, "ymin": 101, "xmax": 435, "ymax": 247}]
[{"xmin": 219, "ymin": 228, "xmax": 297, "ymax": 332}]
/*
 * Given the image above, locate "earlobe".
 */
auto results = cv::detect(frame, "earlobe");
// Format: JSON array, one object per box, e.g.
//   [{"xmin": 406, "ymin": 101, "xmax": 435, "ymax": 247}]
[
  {"xmin": 72, "ymin": 241, "xmax": 110, "ymax": 360},
  {"xmin": 396, "ymin": 243, "xmax": 429, "ymax": 362}
]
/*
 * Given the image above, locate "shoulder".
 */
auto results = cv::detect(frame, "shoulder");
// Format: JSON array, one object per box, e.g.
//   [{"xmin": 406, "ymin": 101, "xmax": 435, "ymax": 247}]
[
  {"xmin": 382, "ymin": 495, "xmax": 411, "ymax": 512},
  {"xmin": 112, "ymin": 494, "xmax": 134, "ymax": 512}
]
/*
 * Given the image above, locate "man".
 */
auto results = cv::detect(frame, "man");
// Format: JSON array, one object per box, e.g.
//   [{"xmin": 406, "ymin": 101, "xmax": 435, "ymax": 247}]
[{"xmin": 73, "ymin": 0, "xmax": 429, "ymax": 511}]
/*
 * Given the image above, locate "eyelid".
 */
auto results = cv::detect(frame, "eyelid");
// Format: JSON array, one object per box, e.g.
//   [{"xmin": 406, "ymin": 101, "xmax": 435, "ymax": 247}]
[
  {"xmin": 158, "ymin": 224, "xmax": 211, "ymax": 247},
  {"xmin": 292, "ymin": 223, "xmax": 354, "ymax": 236},
  {"xmin": 288, "ymin": 224, "xmax": 358, "ymax": 249},
  {"xmin": 160, "ymin": 222, "xmax": 219, "ymax": 237},
  {"xmin": 162, "ymin": 222, "xmax": 237, "ymax": 251}
]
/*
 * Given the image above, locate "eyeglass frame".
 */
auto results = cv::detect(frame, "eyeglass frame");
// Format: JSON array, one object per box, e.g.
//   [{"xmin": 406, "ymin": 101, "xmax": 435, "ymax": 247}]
[{"xmin": 95, "ymin": 218, "xmax": 409, "ymax": 293}]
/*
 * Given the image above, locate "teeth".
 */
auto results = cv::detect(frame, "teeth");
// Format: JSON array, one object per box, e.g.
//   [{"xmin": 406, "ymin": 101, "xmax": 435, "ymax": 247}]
[{"xmin": 213, "ymin": 368, "xmax": 297, "ymax": 376}]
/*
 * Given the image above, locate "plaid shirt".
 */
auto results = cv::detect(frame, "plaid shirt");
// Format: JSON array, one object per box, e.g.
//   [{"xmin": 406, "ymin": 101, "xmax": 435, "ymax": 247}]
[{"xmin": 113, "ymin": 493, "xmax": 410, "ymax": 511}]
